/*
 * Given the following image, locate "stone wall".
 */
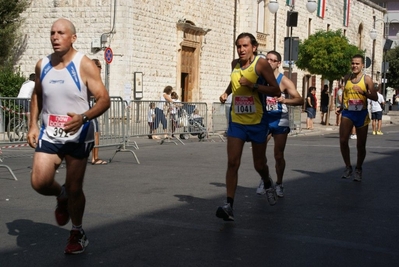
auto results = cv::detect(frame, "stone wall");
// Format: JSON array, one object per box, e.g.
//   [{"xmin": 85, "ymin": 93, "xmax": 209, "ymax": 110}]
[
  {"xmin": 16, "ymin": 0, "xmax": 385, "ymax": 109},
  {"xmin": 17, "ymin": 0, "xmax": 235, "ymax": 104}
]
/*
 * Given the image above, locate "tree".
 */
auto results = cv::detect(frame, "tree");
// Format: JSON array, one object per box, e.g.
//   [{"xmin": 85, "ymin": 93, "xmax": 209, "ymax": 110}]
[
  {"xmin": 386, "ymin": 46, "xmax": 399, "ymax": 89},
  {"xmin": 0, "ymin": 0, "xmax": 30, "ymax": 66},
  {"xmin": 296, "ymin": 30, "xmax": 363, "ymax": 125},
  {"xmin": 0, "ymin": 0, "xmax": 30, "ymax": 98},
  {"xmin": 0, "ymin": 65, "xmax": 26, "ymax": 97},
  {"xmin": 296, "ymin": 29, "xmax": 363, "ymax": 90}
]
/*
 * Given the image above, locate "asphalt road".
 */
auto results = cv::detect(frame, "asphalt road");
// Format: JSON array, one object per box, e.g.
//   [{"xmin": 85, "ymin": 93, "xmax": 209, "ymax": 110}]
[{"xmin": 1, "ymin": 124, "xmax": 399, "ymax": 267}]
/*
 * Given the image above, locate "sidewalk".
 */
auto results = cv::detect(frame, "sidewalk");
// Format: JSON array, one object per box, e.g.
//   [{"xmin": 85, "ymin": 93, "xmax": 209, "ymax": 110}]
[{"xmin": 297, "ymin": 109, "xmax": 399, "ymax": 136}]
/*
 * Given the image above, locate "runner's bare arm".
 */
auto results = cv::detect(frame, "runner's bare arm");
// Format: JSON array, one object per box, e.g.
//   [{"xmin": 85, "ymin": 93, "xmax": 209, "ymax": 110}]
[
  {"xmin": 364, "ymin": 75, "xmax": 377, "ymax": 101},
  {"xmin": 255, "ymin": 58, "xmax": 280, "ymax": 97},
  {"xmin": 279, "ymin": 76, "xmax": 303, "ymax": 106},
  {"xmin": 27, "ymin": 60, "xmax": 43, "ymax": 148},
  {"xmin": 64, "ymin": 56, "xmax": 110, "ymax": 134}
]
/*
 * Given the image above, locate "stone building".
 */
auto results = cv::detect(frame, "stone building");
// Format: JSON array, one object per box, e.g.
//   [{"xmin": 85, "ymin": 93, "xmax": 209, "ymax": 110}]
[{"xmin": 16, "ymin": 0, "xmax": 385, "ymax": 109}]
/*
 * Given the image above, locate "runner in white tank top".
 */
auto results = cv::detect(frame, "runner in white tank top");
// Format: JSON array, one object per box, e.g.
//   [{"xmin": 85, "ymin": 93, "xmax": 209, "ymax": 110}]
[
  {"xmin": 39, "ymin": 52, "xmax": 94, "ymax": 144},
  {"xmin": 27, "ymin": 18, "xmax": 110, "ymax": 255}
]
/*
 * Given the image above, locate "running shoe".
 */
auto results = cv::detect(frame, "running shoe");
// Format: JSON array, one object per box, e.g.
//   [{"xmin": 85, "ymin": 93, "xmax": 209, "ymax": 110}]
[
  {"xmin": 64, "ymin": 230, "xmax": 89, "ymax": 254},
  {"xmin": 256, "ymin": 179, "xmax": 266, "ymax": 195},
  {"xmin": 353, "ymin": 168, "xmax": 362, "ymax": 182},
  {"xmin": 372, "ymin": 131, "xmax": 376, "ymax": 135},
  {"xmin": 275, "ymin": 183, "xmax": 284, "ymax": 198},
  {"xmin": 55, "ymin": 197, "xmax": 69, "ymax": 226},
  {"xmin": 377, "ymin": 131, "xmax": 383, "ymax": 135},
  {"xmin": 350, "ymin": 134, "xmax": 357, "ymax": 140},
  {"xmin": 265, "ymin": 186, "xmax": 277, "ymax": 206},
  {"xmin": 341, "ymin": 166, "xmax": 353, "ymax": 179},
  {"xmin": 256, "ymin": 175, "xmax": 273, "ymax": 195},
  {"xmin": 216, "ymin": 203, "xmax": 234, "ymax": 221}
]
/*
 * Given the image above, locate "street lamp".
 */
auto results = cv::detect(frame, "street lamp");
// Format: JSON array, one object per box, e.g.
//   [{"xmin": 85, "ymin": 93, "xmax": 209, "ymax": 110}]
[
  {"xmin": 267, "ymin": 0, "xmax": 279, "ymax": 14},
  {"xmin": 267, "ymin": 0, "xmax": 317, "ymax": 129},
  {"xmin": 268, "ymin": 0, "xmax": 279, "ymax": 50},
  {"xmin": 267, "ymin": 0, "xmax": 317, "ymax": 79},
  {"xmin": 369, "ymin": 18, "xmax": 399, "ymax": 101}
]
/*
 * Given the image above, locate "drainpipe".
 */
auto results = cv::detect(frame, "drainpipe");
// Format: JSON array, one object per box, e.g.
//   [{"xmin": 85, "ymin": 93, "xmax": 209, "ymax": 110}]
[
  {"xmin": 233, "ymin": 0, "xmax": 237, "ymax": 60},
  {"xmin": 103, "ymin": 0, "xmax": 118, "ymax": 92}
]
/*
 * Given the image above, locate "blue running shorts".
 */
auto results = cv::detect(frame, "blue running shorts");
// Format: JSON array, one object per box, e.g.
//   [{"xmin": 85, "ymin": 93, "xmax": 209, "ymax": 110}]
[
  {"xmin": 268, "ymin": 123, "xmax": 290, "ymax": 136},
  {"xmin": 35, "ymin": 140, "xmax": 94, "ymax": 159},
  {"xmin": 227, "ymin": 121, "xmax": 268, "ymax": 144},
  {"xmin": 341, "ymin": 109, "xmax": 370, "ymax": 128}
]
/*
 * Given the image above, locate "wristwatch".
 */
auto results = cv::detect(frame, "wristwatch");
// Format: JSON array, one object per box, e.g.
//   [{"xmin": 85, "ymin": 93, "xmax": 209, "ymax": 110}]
[
  {"xmin": 81, "ymin": 114, "xmax": 90, "ymax": 124},
  {"xmin": 253, "ymin": 84, "xmax": 259, "ymax": 90}
]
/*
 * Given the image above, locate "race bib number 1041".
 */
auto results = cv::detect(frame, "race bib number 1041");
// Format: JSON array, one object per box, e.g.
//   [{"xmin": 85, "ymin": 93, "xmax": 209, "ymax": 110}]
[{"xmin": 234, "ymin": 95, "xmax": 256, "ymax": 114}]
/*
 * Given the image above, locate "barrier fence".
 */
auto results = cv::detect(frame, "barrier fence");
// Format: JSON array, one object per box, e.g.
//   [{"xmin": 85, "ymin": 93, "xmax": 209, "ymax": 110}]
[
  {"xmin": 211, "ymin": 102, "xmax": 229, "ymax": 141},
  {"xmin": 93, "ymin": 96, "xmax": 139, "ymax": 164},
  {"xmin": 1, "ymin": 96, "xmax": 302, "ymax": 180},
  {"xmin": 126, "ymin": 100, "xmax": 208, "ymax": 145},
  {"xmin": 1, "ymin": 97, "xmax": 32, "ymax": 180},
  {"xmin": 289, "ymin": 106, "xmax": 302, "ymax": 135}
]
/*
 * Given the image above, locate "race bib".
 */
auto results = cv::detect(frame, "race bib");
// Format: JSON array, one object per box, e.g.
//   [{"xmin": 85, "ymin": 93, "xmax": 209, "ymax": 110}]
[
  {"xmin": 234, "ymin": 95, "xmax": 256, "ymax": 114},
  {"xmin": 348, "ymin": 99, "xmax": 364, "ymax": 111},
  {"xmin": 266, "ymin": 96, "xmax": 278, "ymax": 111},
  {"xmin": 46, "ymin": 114, "xmax": 76, "ymax": 139}
]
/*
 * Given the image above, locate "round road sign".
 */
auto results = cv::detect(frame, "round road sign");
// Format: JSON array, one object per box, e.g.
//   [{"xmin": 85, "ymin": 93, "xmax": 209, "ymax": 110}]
[{"xmin": 104, "ymin": 47, "xmax": 113, "ymax": 64}]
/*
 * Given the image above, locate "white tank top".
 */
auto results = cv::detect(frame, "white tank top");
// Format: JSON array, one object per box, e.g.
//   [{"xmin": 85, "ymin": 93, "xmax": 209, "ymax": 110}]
[{"xmin": 38, "ymin": 52, "xmax": 94, "ymax": 144}]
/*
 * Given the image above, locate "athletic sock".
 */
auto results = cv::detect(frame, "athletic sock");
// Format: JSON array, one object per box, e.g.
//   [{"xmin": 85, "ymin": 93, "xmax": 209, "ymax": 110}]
[
  {"xmin": 227, "ymin": 197, "xmax": 234, "ymax": 208},
  {"xmin": 263, "ymin": 178, "xmax": 272, "ymax": 189},
  {"xmin": 72, "ymin": 224, "xmax": 83, "ymax": 233},
  {"xmin": 58, "ymin": 185, "xmax": 67, "ymax": 198}
]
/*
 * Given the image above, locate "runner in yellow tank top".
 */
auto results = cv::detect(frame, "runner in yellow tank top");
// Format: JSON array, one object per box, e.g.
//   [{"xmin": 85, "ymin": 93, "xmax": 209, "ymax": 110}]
[
  {"xmin": 343, "ymin": 75, "xmax": 368, "ymax": 112},
  {"xmin": 338, "ymin": 54, "xmax": 377, "ymax": 182},
  {"xmin": 216, "ymin": 33, "xmax": 280, "ymax": 221},
  {"xmin": 230, "ymin": 55, "xmax": 264, "ymax": 125}
]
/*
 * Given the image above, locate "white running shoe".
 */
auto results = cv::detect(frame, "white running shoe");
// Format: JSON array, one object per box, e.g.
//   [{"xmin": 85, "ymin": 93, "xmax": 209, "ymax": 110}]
[
  {"xmin": 256, "ymin": 179, "xmax": 266, "ymax": 195},
  {"xmin": 353, "ymin": 168, "xmax": 362, "ymax": 182},
  {"xmin": 275, "ymin": 183, "xmax": 284, "ymax": 198},
  {"xmin": 265, "ymin": 186, "xmax": 277, "ymax": 206}
]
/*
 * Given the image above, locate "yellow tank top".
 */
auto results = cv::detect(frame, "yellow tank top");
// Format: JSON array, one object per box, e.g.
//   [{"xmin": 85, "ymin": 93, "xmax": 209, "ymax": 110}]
[
  {"xmin": 343, "ymin": 75, "xmax": 367, "ymax": 111},
  {"xmin": 230, "ymin": 56, "xmax": 265, "ymax": 124}
]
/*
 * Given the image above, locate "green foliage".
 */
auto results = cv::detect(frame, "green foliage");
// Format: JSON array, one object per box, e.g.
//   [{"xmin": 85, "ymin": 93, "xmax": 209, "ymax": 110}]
[
  {"xmin": 296, "ymin": 30, "xmax": 363, "ymax": 83},
  {"xmin": 386, "ymin": 46, "xmax": 399, "ymax": 89},
  {"xmin": 0, "ymin": 0, "xmax": 30, "ymax": 66},
  {"xmin": 0, "ymin": 65, "xmax": 26, "ymax": 97}
]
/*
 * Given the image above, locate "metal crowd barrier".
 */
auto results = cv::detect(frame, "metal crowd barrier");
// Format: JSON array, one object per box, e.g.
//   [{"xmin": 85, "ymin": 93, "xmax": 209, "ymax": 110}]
[
  {"xmin": 127, "ymin": 100, "xmax": 208, "ymax": 145},
  {"xmin": 0, "ymin": 97, "xmax": 32, "ymax": 180},
  {"xmin": 288, "ymin": 106, "xmax": 302, "ymax": 135},
  {"xmin": 211, "ymin": 102, "xmax": 229, "ymax": 141},
  {"xmin": 95, "ymin": 96, "xmax": 139, "ymax": 164},
  {"xmin": 0, "ymin": 96, "xmax": 140, "ymax": 181}
]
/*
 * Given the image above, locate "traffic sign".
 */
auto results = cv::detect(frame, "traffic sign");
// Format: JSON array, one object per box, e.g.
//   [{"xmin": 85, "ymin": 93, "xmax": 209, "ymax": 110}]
[{"xmin": 104, "ymin": 47, "xmax": 113, "ymax": 64}]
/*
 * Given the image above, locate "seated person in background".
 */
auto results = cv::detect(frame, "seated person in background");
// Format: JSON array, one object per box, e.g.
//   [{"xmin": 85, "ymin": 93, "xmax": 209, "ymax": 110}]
[{"xmin": 17, "ymin": 73, "xmax": 36, "ymax": 111}]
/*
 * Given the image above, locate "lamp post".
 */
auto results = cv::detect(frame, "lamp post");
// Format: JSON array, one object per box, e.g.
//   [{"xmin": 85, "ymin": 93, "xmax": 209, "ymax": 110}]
[
  {"xmin": 267, "ymin": 0, "xmax": 317, "ymax": 129},
  {"xmin": 268, "ymin": 0, "xmax": 317, "ymax": 79},
  {"xmin": 370, "ymin": 18, "xmax": 399, "ymax": 101},
  {"xmin": 267, "ymin": 0, "xmax": 279, "ymax": 50}
]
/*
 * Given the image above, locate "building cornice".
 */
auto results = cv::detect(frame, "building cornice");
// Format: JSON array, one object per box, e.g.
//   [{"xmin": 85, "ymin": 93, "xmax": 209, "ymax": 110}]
[{"xmin": 358, "ymin": 0, "xmax": 387, "ymax": 13}]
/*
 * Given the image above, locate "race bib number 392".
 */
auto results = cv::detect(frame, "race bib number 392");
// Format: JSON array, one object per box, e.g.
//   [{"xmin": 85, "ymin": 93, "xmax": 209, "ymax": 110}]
[
  {"xmin": 234, "ymin": 95, "xmax": 256, "ymax": 114},
  {"xmin": 47, "ymin": 114, "xmax": 72, "ymax": 138}
]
